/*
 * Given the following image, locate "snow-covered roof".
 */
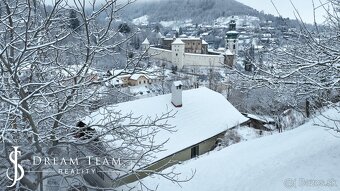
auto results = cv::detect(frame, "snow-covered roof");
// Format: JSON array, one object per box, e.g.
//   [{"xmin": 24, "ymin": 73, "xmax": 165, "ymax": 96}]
[
  {"xmin": 142, "ymin": 38, "xmax": 150, "ymax": 45},
  {"xmin": 226, "ymin": 30, "xmax": 239, "ymax": 34},
  {"xmin": 217, "ymin": 47, "xmax": 226, "ymax": 52},
  {"xmin": 156, "ymin": 32, "xmax": 164, "ymax": 39},
  {"xmin": 202, "ymin": 40, "xmax": 208, "ymax": 45},
  {"xmin": 129, "ymin": 74, "xmax": 149, "ymax": 81},
  {"xmin": 84, "ymin": 87, "xmax": 248, "ymax": 163},
  {"xmin": 172, "ymin": 38, "xmax": 185, "ymax": 45},
  {"xmin": 225, "ymin": 49, "xmax": 234, "ymax": 56},
  {"xmin": 60, "ymin": 65, "xmax": 97, "ymax": 77},
  {"xmin": 163, "ymin": 38, "xmax": 174, "ymax": 41},
  {"xmin": 122, "ymin": 106, "xmax": 340, "ymax": 191},
  {"xmin": 109, "ymin": 78, "xmax": 124, "ymax": 86},
  {"xmin": 173, "ymin": 81, "xmax": 183, "ymax": 86},
  {"xmin": 243, "ymin": 113, "xmax": 274, "ymax": 123},
  {"xmin": 182, "ymin": 37, "xmax": 201, "ymax": 41},
  {"xmin": 111, "ymin": 69, "xmax": 131, "ymax": 78}
]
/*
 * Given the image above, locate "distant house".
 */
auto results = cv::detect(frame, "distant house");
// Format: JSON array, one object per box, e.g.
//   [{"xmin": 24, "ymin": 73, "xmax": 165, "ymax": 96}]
[
  {"xmin": 242, "ymin": 113, "xmax": 276, "ymax": 131},
  {"xmin": 83, "ymin": 81, "xmax": 249, "ymax": 187},
  {"xmin": 107, "ymin": 70, "xmax": 154, "ymax": 87},
  {"xmin": 128, "ymin": 74, "xmax": 150, "ymax": 86}
]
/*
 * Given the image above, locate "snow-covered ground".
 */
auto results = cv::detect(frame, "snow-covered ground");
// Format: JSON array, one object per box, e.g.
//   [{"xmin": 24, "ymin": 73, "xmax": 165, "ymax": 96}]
[
  {"xmin": 214, "ymin": 15, "xmax": 260, "ymax": 28},
  {"xmin": 132, "ymin": 15, "xmax": 149, "ymax": 26},
  {"xmin": 160, "ymin": 19, "xmax": 193, "ymax": 29},
  {"xmin": 235, "ymin": 125, "xmax": 273, "ymax": 140},
  {"xmin": 121, "ymin": 106, "xmax": 340, "ymax": 191}
]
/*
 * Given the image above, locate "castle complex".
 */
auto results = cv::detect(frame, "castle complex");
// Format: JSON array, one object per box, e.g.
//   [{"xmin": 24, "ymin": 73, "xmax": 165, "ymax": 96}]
[{"xmin": 142, "ymin": 19, "xmax": 239, "ymax": 70}]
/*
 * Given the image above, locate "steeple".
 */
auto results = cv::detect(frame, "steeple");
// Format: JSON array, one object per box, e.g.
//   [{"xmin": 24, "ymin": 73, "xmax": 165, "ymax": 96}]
[
  {"xmin": 225, "ymin": 17, "xmax": 239, "ymax": 55},
  {"xmin": 229, "ymin": 17, "xmax": 237, "ymax": 31}
]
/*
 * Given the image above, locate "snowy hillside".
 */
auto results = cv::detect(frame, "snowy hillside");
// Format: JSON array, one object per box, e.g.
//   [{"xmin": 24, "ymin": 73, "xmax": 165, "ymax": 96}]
[
  {"xmin": 132, "ymin": 15, "xmax": 149, "ymax": 26},
  {"xmin": 122, "ymin": 0, "xmax": 259, "ymax": 23},
  {"xmin": 214, "ymin": 15, "xmax": 260, "ymax": 28},
  {"xmin": 122, "ymin": 106, "xmax": 340, "ymax": 191}
]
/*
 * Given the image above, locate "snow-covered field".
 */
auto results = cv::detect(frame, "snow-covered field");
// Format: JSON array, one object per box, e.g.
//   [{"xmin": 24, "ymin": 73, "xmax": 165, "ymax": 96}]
[
  {"xmin": 132, "ymin": 15, "xmax": 149, "ymax": 26},
  {"xmin": 121, "ymin": 106, "xmax": 340, "ymax": 191}
]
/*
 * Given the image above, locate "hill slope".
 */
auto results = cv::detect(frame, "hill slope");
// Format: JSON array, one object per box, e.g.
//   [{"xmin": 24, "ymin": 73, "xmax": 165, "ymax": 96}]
[
  {"xmin": 122, "ymin": 106, "xmax": 340, "ymax": 191},
  {"xmin": 123, "ymin": 0, "xmax": 261, "ymax": 23}
]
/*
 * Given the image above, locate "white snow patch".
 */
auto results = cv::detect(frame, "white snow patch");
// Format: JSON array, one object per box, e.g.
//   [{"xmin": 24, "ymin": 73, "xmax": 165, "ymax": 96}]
[{"xmin": 132, "ymin": 15, "xmax": 149, "ymax": 26}]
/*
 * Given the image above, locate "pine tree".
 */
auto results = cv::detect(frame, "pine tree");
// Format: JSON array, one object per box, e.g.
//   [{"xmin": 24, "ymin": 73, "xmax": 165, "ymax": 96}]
[{"xmin": 69, "ymin": 9, "xmax": 80, "ymax": 31}]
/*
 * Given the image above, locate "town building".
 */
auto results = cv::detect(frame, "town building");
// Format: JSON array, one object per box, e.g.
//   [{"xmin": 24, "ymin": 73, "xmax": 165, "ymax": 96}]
[
  {"xmin": 225, "ymin": 18, "xmax": 239, "ymax": 58},
  {"xmin": 142, "ymin": 36, "xmax": 236, "ymax": 69},
  {"xmin": 81, "ymin": 81, "xmax": 249, "ymax": 187}
]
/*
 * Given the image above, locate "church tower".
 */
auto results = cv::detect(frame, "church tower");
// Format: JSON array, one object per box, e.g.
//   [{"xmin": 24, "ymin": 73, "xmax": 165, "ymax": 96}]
[{"xmin": 225, "ymin": 18, "xmax": 239, "ymax": 56}]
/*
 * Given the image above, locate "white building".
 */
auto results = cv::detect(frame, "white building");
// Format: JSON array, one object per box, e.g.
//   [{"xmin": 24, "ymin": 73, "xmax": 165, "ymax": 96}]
[
  {"xmin": 142, "ymin": 38, "xmax": 235, "ymax": 70},
  {"xmin": 82, "ymin": 82, "xmax": 249, "ymax": 187}
]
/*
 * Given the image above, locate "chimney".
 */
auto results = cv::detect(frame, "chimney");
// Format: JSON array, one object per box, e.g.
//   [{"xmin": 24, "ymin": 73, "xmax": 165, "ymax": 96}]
[{"xmin": 171, "ymin": 81, "xmax": 183, "ymax": 107}]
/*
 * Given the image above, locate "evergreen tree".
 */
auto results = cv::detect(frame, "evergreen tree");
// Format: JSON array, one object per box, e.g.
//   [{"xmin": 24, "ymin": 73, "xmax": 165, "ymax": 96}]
[
  {"xmin": 179, "ymin": 27, "xmax": 183, "ymax": 35},
  {"xmin": 69, "ymin": 9, "xmax": 80, "ymax": 31},
  {"xmin": 118, "ymin": 23, "xmax": 131, "ymax": 33}
]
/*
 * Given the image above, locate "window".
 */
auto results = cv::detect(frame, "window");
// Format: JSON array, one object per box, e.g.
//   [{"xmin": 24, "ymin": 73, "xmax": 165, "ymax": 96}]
[
  {"xmin": 144, "ymin": 80, "xmax": 146, "ymax": 84},
  {"xmin": 233, "ymin": 44, "xmax": 236, "ymax": 49},
  {"xmin": 139, "ymin": 81, "xmax": 141, "ymax": 84},
  {"xmin": 176, "ymin": 53, "xmax": 178, "ymax": 56},
  {"xmin": 191, "ymin": 145, "xmax": 199, "ymax": 158},
  {"xmin": 193, "ymin": 43, "xmax": 195, "ymax": 45}
]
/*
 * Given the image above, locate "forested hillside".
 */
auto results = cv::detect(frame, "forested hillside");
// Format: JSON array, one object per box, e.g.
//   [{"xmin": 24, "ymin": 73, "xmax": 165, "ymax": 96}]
[{"xmin": 122, "ymin": 0, "xmax": 291, "ymax": 24}]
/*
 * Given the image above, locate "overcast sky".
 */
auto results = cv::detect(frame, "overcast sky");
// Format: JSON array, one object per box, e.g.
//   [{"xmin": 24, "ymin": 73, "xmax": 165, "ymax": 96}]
[{"xmin": 236, "ymin": 0, "xmax": 328, "ymax": 24}]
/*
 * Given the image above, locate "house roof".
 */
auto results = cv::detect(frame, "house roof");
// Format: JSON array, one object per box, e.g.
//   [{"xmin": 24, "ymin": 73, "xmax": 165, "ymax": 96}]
[
  {"xmin": 142, "ymin": 38, "xmax": 150, "ymax": 45},
  {"xmin": 129, "ymin": 73, "xmax": 149, "ymax": 81},
  {"xmin": 202, "ymin": 40, "xmax": 208, "ymax": 45},
  {"xmin": 225, "ymin": 49, "xmax": 234, "ymax": 56},
  {"xmin": 243, "ymin": 113, "xmax": 274, "ymax": 124},
  {"xmin": 226, "ymin": 30, "xmax": 239, "ymax": 35},
  {"xmin": 173, "ymin": 81, "xmax": 183, "ymax": 86},
  {"xmin": 172, "ymin": 38, "xmax": 185, "ymax": 45},
  {"xmin": 84, "ymin": 87, "xmax": 248, "ymax": 163}
]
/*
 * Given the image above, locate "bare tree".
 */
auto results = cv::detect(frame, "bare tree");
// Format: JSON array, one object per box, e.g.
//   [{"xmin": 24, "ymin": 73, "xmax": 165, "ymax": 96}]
[
  {"xmin": 0, "ymin": 0, "xmax": 190, "ymax": 190},
  {"xmin": 230, "ymin": 0, "xmax": 339, "ymax": 130}
]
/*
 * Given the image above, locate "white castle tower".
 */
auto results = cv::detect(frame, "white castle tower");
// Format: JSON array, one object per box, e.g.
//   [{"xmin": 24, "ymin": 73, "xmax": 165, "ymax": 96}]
[
  {"xmin": 171, "ymin": 38, "xmax": 185, "ymax": 70},
  {"xmin": 141, "ymin": 38, "xmax": 150, "ymax": 51}
]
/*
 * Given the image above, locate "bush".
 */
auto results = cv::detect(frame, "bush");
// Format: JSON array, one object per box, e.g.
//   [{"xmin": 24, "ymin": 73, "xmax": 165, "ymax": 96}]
[{"xmin": 224, "ymin": 129, "xmax": 241, "ymax": 146}]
